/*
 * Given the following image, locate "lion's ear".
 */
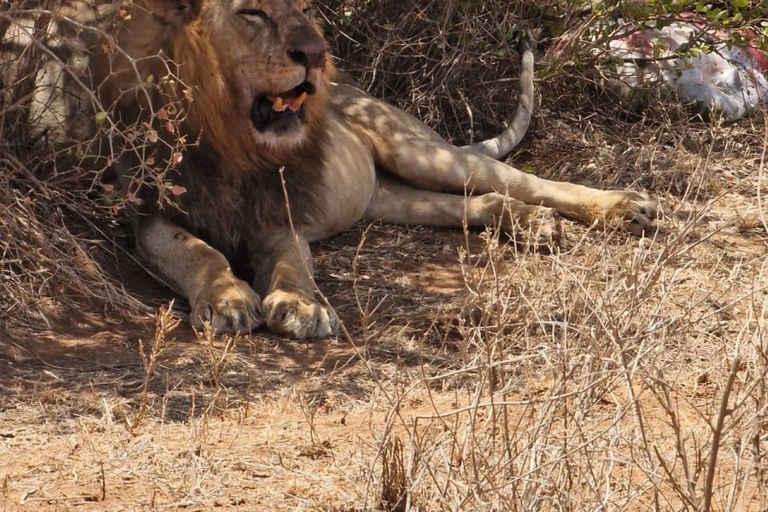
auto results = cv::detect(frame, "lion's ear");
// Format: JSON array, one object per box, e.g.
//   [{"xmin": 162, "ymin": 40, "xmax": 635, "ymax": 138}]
[{"xmin": 142, "ymin": 0, "xmax": 201, "ymax": 25}]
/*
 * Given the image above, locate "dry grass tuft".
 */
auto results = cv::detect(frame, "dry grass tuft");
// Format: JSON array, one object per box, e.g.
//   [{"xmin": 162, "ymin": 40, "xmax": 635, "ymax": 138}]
[
  {"xmin": 0, "ymin": 158, "xmax": 149, "ymax": 333},
  {"xmin": 381, "ymin": 436, "xmax": 408, "ymax": 512},
  {"xmin": 128, "ymin": 301, "xmax": 178, "ymax": 431}
]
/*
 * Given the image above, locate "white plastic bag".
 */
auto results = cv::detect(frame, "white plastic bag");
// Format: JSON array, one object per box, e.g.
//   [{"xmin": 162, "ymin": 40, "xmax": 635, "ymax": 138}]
[{"xmin": 609, "ymin": 21, "xmax": 768, "ymax": 120}]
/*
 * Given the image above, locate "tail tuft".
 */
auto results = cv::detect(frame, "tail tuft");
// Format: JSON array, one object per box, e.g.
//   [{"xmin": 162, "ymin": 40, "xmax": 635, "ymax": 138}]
[{"xmin": 461, "ymin": 31, "xmax": 534, "ymax": 160}]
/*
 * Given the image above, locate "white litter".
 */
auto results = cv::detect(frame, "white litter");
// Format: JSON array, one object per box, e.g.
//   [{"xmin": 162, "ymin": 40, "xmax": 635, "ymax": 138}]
[{"xmin": 608, "ymin": 21, "xmax": 768, "ymax": 120}]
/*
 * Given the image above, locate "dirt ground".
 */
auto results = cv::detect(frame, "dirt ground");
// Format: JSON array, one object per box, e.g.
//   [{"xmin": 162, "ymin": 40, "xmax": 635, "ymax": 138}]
[
  {"xmin": 2, "ymin": 66, "xmax": 768, "ymax": 512},
  {"xmin": 0, "ymin": 223, "xmax": 475, "ymax": 511}
]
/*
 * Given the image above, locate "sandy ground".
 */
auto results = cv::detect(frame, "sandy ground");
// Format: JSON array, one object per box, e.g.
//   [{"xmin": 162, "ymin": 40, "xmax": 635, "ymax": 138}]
[{"xmin": 2, "ymin": 86, "xmax": 767, "ymax": 511}]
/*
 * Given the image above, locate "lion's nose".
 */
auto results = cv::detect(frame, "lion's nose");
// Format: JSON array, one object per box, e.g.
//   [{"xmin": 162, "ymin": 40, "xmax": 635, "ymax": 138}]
[{"xmin": 286, "ymin": 30, "xmax": 327, "ymax": 70}]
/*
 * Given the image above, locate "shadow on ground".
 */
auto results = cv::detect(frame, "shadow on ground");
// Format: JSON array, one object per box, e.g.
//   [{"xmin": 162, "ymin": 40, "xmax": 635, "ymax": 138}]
[{"xmin": 0, "ymin": 223, "xmax": 490, "ymax": 423}]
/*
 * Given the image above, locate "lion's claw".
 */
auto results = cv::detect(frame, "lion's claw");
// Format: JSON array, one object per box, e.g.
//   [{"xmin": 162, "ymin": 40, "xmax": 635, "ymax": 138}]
[
  {"xmin": 623, "ymin": 192, "xmax": 658, "ymax": 237},
  {"xmin": 590, "ymin": 190, "xmax": 658, "ymax": 236},
  {"xmin": 190, "ymin": 278, "xmax": 264, "ymax": 334},
  {"xmin": 262, "ymin": 290, "xmax": 338, "ymax": 340}
]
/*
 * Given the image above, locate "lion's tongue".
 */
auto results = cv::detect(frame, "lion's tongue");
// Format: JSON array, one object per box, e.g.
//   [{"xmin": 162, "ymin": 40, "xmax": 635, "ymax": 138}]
[{"xmin": 268, "ymin": 92, "xmax": 307, "ymax": 113}]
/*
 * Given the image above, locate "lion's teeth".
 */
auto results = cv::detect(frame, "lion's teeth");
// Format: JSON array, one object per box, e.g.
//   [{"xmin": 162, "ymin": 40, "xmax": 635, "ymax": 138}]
[
  {"xmin": 272, "ymin": 96, "xmax": 286, "ymax": 112},
  {"xmin": 290, "ymin": 92, "xmax": 307, "ymax": 111}
]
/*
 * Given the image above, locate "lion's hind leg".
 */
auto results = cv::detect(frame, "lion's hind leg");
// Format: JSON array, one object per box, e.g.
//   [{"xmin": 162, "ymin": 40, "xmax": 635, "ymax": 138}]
[
  {"xmin": 366, "ymin": 177, "xmax": 562, "ymax": 249},
  {"xmin": 380, "ymin": 138, "xmax": 658, "ymax": 235}
]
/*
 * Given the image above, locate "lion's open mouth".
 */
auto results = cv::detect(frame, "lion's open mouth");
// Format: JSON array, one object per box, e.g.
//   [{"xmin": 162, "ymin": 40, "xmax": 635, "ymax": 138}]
[{"xmin": 250, "ymin": 81, "xmax": 316, "ymax": 132}]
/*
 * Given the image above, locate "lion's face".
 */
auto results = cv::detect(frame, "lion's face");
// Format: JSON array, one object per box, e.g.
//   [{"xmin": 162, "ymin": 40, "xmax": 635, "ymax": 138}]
[
  {"xmin": 201, "ymin": 0, "xmax": 328, "ymax": 147},
  {"xmin": 141, "ymin": 0, "xmax": 330, "ymax": 151}
]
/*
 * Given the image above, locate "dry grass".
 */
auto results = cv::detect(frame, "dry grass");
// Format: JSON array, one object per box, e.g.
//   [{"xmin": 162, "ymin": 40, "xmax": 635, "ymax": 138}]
[
  {"xmin": 1, "ymin": 0, "xmax": 191, "ymax": 339},
  {"xmin": 0, "ymin": 0, "xmax": 150, "ymax": 337},
  {"xmin": 2, "ymin": 0, "xmax": 768, "ymax": 511}
]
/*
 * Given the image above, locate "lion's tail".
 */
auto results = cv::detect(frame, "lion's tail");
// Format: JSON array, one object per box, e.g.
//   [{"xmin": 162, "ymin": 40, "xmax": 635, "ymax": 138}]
[{"xmin": 461, "ymin": 33, "xmax": 534, "ymax": 160}]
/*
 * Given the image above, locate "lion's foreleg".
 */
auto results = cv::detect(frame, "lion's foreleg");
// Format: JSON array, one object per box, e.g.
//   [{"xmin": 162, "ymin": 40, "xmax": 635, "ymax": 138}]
[
  {"xmin": 366, "ymin": 177, "xmax": 561, "ymax": 248},
  {"xmin": 386, "ymin": 139, "xmax": 658, "ymax": 235},
  {"xmin": 259, "ymin": 235, "xmax": 338, "ymax": 339},
  {"xmin": 136, "ymin": 216, "xmax": 263, "ymax": 333}
]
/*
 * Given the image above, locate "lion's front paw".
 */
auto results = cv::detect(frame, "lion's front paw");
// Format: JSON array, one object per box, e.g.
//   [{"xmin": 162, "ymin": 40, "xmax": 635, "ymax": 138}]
[
  {"xmin": 262, "ymin": 290, "xmax": 338, "ymax": 340},
  {"xmin": 590, "ymin": 190, "xmax": 659, "ymax": 236},
  {"xmin": 190, "ymin": 277, "xmax": 264, "ymax": 334}
]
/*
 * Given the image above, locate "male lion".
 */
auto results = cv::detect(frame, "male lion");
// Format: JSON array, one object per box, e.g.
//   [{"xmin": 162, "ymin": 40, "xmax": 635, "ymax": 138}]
[{"xmin": 88, "ymin": 0, "xmax": 657, "ymax": 339}]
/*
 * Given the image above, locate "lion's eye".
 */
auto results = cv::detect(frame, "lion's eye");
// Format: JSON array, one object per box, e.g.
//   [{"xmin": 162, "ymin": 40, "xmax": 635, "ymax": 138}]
[
  {"xmin": 238, "ymin": 9, "xmax": 269, "ymax": 24},
  {"xmin": 302, "ymin": 7, "xmax": 313, "ymax": 18}
]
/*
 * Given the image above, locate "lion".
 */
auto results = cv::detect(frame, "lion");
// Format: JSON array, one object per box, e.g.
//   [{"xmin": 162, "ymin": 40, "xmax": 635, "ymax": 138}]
[{"xmin": 84, "ymin": 0, "xmax": 658, "ymax": 339}]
